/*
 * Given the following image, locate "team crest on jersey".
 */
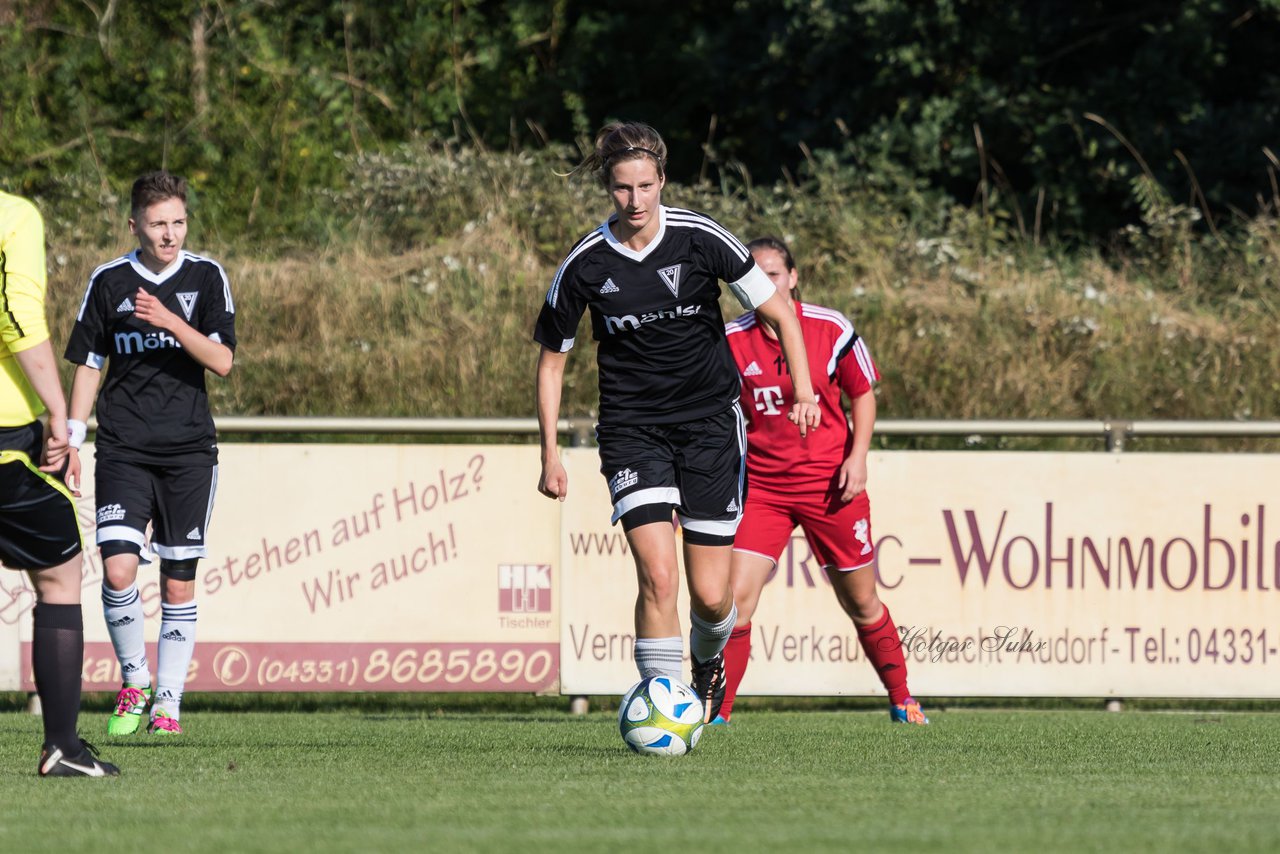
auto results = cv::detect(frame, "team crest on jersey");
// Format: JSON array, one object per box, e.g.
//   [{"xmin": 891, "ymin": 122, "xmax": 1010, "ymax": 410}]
[
  {"xmin": 599, "ymin": 278, "xmax": 620, "ymax": 294},
  {"xmin": 176, "ymin": 292, "xmax": 199, "ymax": 321},
  {"xmin": 657, "ymin": 264, "xmax": 682, "ymax": 297}
]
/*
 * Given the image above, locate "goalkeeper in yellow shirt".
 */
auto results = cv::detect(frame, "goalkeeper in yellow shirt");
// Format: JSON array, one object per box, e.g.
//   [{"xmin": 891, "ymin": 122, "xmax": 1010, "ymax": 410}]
[{"xmin": 1, "ymin": 188, "xmax": 119, "ymax": 776}]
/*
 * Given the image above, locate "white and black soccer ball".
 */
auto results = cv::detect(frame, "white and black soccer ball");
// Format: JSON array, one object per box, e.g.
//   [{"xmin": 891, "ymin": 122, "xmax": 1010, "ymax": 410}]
[{"xmin": 618, "ymin": 676, "xmax": 705, "ymax": 756}]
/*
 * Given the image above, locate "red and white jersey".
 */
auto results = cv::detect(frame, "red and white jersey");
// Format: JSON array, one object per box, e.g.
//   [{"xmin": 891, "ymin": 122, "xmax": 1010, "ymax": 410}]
[{"xmin": 725, "ymin": 302, "xmax": 878, "ymax": 489}]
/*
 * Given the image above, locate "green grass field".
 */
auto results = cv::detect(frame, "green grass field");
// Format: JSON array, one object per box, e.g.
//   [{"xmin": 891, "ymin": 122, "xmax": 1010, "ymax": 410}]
[{"xmin": 2, "ymin": 704, "xmax": 1277, "ymax": 852}]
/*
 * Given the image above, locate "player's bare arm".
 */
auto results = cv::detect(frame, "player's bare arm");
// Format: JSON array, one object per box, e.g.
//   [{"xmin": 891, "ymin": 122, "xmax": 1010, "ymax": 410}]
[
  {"xmin": 61, "ymin": 364, "xmax": 104, "ymax": 496},
  {"xmin": 838, "ymin": 387, "xmax": 877, "ymax": 501},
  {"xmin": 535, "ymin": 346, "xmax": 569, "ymax": 501},
  {"xmin": 754, "ymin": 291, "xmax": 821, "ymax": 436},
  {"xmin": 133, "ymin": 289, "xmax": 234, "ymax": 377},
  {"xmin": 11, "ymin": 340, "xmax": 68, "ymax": 469}
]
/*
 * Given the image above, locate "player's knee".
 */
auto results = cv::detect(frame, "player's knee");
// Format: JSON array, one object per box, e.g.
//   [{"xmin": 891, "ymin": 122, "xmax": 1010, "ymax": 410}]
[
  {"xmin": 847, "ymin": 591, "xmax": 882, "ymax": 623},
  {"xmin": 160, "ymin": 558, "xmax": 199, "ymax": 582},
  {"xmin": 636, "ymin": 564, "xmax": 680, "ymax": 606},
  {"xmin": 100, "ymin": 541, "xmax": 142, "ymax": 590},
  {"xmin": 27, "ymin": 559, "xmax": 82, "ymax": 604}
]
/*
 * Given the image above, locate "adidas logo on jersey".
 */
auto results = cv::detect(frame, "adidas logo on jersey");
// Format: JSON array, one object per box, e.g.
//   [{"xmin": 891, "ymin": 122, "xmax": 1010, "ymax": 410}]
[
  {"xmin": 657, "ymin": 264, "xmax": 682, "ymax": 297},
  {"xmin": 116, "ymin": 297, "xmax": 135, "ymax": 313},
  {"xmin": 160, "ymin": 628, "xmax": 188, "ymax": 642},
  {"xmin": 186, "ymin": 527, "xmax": 201, "ymax": 540},
  {"xmin": 599, "ymin": 278, "xmax": 620, "ymax": 294},
  {"xmin": 743, "ymin": 361, "xmax": 763, "ymax": 377}
]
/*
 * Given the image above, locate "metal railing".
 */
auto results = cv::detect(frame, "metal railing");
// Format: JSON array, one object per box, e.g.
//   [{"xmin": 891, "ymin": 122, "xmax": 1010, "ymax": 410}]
[{"xmin": 107, "ymin": 416, "xmax": 1280, "ymax": 452}]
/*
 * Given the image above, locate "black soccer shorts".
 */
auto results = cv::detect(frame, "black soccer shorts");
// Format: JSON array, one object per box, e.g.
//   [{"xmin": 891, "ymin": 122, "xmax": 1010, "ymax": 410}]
[
  {"xmin": 0, "ymin": 421, "xmax": 83, "ymax": 571},
  {"xmin": 595, "ymin": 402, "xmax": 746, "ymax": 546},
  {"xmin": 94, "ymin": 456, "xmax": 218, "ymax": 562}
]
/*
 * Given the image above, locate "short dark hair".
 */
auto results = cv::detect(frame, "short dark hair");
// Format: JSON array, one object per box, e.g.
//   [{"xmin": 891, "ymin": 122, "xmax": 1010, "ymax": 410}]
[{"xmin": 130, "ymin": 171, "xmax": 187, "ymax": 219}]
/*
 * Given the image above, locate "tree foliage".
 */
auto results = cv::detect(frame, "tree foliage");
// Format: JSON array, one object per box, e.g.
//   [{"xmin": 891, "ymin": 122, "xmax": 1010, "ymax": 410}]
[{"xmin": 1, "ymin": 0, "xmax": 1276, "ymax": 240}]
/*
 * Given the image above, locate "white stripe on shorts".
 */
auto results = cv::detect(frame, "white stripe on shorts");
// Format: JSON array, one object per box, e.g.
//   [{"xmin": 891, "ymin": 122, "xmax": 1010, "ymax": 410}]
[
  {"xmin": 153, "ymin": 543, "xmax": 208, "ymax": 560},
  {"xmin": 611, "ymin": 487, "xmax": 682, "ymax": 525},
  {"xmin": 678, "ymin": 516, "xmax": 741, "ymax": 537},
  {"xmin": 95, "ymin": 525, "xmax": 146, "ymax": 548}
]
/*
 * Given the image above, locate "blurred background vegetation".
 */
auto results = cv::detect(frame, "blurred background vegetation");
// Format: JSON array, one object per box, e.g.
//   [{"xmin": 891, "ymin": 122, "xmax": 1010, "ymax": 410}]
[{"xmin": 2, "ymin": 0, "xmax": 1278, "ymax": 442}]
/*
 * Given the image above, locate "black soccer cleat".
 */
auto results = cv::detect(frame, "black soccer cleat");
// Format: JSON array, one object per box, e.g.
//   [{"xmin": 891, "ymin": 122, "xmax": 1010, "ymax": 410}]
[
  {"xmin": 690, "ymin": 652, "xmax": 727, "ymax": 724},
  {"xmin": 38, "ymin": 739, "xmax": 121, "ymax": 778}
]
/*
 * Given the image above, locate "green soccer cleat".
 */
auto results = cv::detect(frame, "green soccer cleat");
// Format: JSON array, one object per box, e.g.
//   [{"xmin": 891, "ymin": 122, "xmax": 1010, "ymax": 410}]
[
  {"xmin": 147, "ymin": 709, "xmax": 183, "ymax": 735},
  {"xmin": 107, "ymin": 685, "xmax": 152, "ymax": 736}
]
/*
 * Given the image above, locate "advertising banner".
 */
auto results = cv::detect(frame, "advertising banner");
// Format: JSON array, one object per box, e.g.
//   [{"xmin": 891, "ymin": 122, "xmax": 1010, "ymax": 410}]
[
  {"xmin": 559, "ymin": 450, "xmax": 1280, "ymax": 698},
  {"xmin": 5, "ymin": 444, "xmax": 1276, "ymax": 698},
  {"xmin": 4, "ymin": 444, "xmax": 560, "ymax": 693}
]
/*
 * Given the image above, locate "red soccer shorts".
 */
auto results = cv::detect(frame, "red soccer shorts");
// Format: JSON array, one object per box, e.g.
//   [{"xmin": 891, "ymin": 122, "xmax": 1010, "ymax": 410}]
[{"xmin": 733, "ymin": 480, "xmax": 875, "ymax": 571}]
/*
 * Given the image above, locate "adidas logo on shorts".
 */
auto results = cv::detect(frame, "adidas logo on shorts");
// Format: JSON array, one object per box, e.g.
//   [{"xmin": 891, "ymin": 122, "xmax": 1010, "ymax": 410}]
[
  {"xmin": 186, "ymin": 527, "xmax": 201, "ymax": 540},
  {"xmin": 743, "ymin": 361, "xmax": 763, "ymax": 377},
  {"xmin": 726, "ymin": 498, "xmax": 739, "ymax": 513}
]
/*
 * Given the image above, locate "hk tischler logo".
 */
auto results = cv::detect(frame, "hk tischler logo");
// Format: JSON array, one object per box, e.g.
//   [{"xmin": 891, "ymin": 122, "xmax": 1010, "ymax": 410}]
[{"xmin": 498, "ymin": 564, "xmax": 552, "ymax": 613}]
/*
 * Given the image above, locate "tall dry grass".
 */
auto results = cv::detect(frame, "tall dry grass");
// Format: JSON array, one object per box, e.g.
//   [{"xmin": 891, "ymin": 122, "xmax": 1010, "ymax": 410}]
[{"xmin": 38, "ymin": 141, "xmax": 1280, "ymax": 450}]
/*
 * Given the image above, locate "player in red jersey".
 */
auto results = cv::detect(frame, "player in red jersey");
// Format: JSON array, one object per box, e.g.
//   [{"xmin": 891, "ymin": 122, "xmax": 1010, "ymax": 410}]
[{"xmin": 721, "ymin": 237, "xmax": 927, "ymax": 725}]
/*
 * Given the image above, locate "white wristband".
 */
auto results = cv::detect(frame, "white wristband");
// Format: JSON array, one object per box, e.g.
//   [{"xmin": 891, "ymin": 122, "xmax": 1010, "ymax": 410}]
[{"xmin": 67, "ymin": 419, "xmax": 87, "ymax": 449}]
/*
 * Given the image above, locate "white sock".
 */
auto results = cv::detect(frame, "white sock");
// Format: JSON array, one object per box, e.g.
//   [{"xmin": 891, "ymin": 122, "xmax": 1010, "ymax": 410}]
[
  {"xmin": 154, "ymin": 601, "xmax": 197, "ymax": 719},
  {"xmin": 689, "ymin": 604, "xmax": 737, "ymax": 662},
  {"xmin": 102, "ymin": 582, "xmax": 150, "ymax": 688},
  {"xmin": 633, "ymin": 636, "xmax": 683, "ymax": 681}
]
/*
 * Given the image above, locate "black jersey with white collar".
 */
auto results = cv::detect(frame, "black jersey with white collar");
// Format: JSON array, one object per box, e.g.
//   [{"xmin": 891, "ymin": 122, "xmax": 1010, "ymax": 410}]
[
  {"xmin": 64, "ymin": 249, "xmax": 236, "ymax": 465},
  {"xmin": 534, "ymin": 206, "xmax": 774, "ymax": 425}
]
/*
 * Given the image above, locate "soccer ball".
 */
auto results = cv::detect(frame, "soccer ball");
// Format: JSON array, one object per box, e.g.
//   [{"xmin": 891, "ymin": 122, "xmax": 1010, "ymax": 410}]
[{"xmin": 618, "ymin": 676, "xmax": 705, "ymax": 756}]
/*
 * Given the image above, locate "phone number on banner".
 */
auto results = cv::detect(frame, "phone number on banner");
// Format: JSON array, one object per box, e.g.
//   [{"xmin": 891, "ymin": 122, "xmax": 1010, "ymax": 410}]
[{"xmin": 202, "ymin": 642, "xmax": 559, "ymax": 692}]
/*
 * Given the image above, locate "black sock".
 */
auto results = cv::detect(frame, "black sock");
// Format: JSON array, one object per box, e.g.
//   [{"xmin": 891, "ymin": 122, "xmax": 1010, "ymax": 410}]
[{"xmin": 32, "ymin": 603, "xmax": 84, "ymax": 749}]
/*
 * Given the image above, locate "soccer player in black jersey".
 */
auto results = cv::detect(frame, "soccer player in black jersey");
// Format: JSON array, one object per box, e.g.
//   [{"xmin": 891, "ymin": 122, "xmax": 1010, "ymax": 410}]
[
  {"xmin": 2, "ymin": 188, "xmax": 119, "ymax": 776},
  {"xmin": 533, "ymin": 122, "xmax": 821, "ymax": 723},
  {"xmin": 63, "ymin": 171, "xmax": 236, "ymax": 737}
]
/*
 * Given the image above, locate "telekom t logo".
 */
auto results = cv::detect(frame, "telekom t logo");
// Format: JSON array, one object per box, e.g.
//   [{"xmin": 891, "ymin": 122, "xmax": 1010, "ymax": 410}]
[
  {"xmin": 753, "ymin": 385, "xmax": 785, "ymax": 415},
  {"xmin": 498, "ymin": 564, "xmax": 552, "ymax": 613}
]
